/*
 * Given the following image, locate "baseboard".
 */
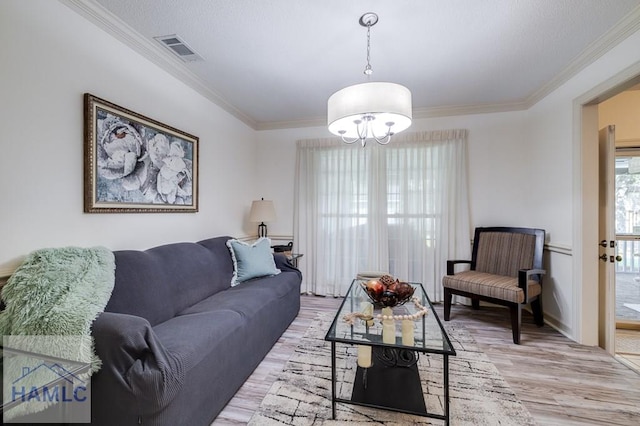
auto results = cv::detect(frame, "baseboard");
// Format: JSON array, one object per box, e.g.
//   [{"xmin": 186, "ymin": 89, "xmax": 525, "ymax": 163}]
[{"xmin": 541, "ymin": 312, "xmax": 573, "ymax": 340}]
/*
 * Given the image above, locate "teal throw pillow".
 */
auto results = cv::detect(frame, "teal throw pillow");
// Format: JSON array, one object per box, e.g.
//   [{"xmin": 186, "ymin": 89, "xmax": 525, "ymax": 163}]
[{"xmin": 226, "ymin": 237, "xmax": 281, "ymax": 286}]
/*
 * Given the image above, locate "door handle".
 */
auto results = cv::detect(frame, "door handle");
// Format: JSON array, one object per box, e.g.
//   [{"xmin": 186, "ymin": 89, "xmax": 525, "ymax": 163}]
[
  {"xmin": 599, "ymin": 254, "xmax": 622, "ymax": 262},
  {"xmin": 600, "ymin": 240, "xmax": 617, "ymax": 248}
]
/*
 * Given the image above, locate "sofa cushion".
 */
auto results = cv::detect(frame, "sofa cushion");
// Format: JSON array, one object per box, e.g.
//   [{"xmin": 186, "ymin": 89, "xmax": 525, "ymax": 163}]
[
  {"xmin": 181, "ymin": 270, "xmax": 300, "ymax": 317},
  {"xmin": 152, "ymin": 309, "xmax": 244, "ymax": 371},
  {"xmin": 226, "ymin": 238, "xmax": 280, "ymax": 286},
  {"xmin": 107, "ymin": 237, "xmax": 234, "ymax": 326},
  {"xmin": 442, "ymin": 270, "xmax": 541, "ymax": 304}
]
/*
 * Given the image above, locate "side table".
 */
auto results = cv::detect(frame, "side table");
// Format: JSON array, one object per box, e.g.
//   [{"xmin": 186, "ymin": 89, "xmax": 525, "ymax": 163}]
[{"xmin": 286, "ymin": 253, "xmax": 303, "ymax": 268}]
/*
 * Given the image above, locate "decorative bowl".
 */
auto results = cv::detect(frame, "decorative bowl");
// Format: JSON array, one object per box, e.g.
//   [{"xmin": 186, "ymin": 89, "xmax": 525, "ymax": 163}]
[{"xmin": 360, "ymin": 275, "xmax": 415, "ymax": 308}]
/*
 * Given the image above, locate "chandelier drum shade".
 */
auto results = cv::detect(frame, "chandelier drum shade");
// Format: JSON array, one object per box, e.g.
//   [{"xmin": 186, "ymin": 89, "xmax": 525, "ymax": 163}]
[
  {"xmin": 327, "ymin": 12, "xmax": 412, "ymax": 147},
  {"xmin": 327, "ymin": 82, "xmax": 412, "ymax": 140}
]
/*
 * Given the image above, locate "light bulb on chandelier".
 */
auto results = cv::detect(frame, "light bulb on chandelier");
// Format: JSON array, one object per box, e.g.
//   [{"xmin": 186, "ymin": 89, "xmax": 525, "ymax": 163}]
[{"xmin": 327, "ymin": 12, "xmax": 412, "ymax": 147}]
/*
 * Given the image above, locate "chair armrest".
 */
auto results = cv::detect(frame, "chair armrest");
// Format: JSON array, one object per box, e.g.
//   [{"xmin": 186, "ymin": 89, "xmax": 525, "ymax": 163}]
[
  {"xmin": 518, "ymin": 269, "xmax": 546, "ymax": 303},
  {"xmin": 92, "ymin": 312, "xmax": 184, "ymax": 412},
  {"xmin": 274, "ymin": 253, "xmax": 302, "ymax": 280},
  {"xmin": 446, "ymin": 260, "xmax": 472, "ymax": 275}
]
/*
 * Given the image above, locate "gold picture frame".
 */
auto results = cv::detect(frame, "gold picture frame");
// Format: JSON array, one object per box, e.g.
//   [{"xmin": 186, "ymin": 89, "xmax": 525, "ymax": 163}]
[{"xmin": 84, "ymin": 93, "xmax": 199, "ymax": 213}]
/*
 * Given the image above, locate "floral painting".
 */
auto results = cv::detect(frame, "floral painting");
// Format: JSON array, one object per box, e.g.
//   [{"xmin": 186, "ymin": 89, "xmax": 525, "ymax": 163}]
[{"xmin": 84, "ymin": 94, "xmax": 198, "ymax": 213}]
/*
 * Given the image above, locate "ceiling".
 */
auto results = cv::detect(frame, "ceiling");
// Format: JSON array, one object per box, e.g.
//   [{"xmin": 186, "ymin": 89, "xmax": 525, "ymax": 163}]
[{"xmin": 81, "ymin": 0, "xmax": 640, "ymax": 130}]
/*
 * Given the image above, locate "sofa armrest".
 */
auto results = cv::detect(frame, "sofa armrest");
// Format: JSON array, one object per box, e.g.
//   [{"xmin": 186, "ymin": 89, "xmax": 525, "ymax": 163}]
[
  {"xmin": 446, "ymin": 260, "xmax": 473, "ymax": 275},
  {"xmin": 517, "ymin": 268, "xmax": 546, "ymax": 303},
  {"xmin": 274, "ymin": 253, "xmax": 302, "ymax": 280},
  {"xmin": 92, "ymin": 312, "xmax": 184, "ymax": 413}
]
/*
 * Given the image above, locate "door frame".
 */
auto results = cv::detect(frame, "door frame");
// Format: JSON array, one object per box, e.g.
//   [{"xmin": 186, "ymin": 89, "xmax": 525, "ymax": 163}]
[{"xmin": 574, "ymin": 63, "xmax": 640, "ymax": 346}]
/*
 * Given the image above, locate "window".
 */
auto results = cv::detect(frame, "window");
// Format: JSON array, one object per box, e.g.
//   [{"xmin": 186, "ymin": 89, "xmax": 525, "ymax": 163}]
[{"xmin": 294, "ymin": 130, "xmax": 470, "ymax": 299}]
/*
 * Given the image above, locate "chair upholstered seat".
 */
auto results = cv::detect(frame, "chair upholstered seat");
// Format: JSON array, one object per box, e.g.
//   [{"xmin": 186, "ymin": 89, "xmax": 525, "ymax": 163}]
[{"xmin": 443, "ymin": 271, "xmax": 541, "ymax": 304}]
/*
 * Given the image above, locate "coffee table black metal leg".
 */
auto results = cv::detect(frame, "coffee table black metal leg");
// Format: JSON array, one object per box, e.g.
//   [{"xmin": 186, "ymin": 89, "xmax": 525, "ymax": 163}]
[
  {"xmin": 331, "ymin": 341, "xmax": 336, "ymax": 419},
  {"xmin": 444, "ymin": 354, "xmax": 450, "ymax": 426}
]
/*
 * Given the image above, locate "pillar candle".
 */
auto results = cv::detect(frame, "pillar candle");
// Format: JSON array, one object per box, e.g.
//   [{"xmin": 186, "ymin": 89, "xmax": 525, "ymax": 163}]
[
  {"xmin": 402, "ymin": 319, "xmax": 415, "ymax": 346},
  {"xmin": 381, "ymin": 307, "xmax": 395, "ymax": 344},
  {"xmin": 382, "ymin": 319, "xmax": 395, "ymax": 344},
  {"xmin": 360, "ymin": 301, "xmax": 374, "ymax": 327},
  {"xmin": 357, "ymin": 345, "xmax": 372, "ymax": 368}
]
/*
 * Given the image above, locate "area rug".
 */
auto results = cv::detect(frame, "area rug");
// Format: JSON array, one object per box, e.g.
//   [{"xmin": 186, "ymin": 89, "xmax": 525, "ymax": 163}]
[{"xmin": 249, "ymin": 313, "xmax": 536, "ymax": 425}]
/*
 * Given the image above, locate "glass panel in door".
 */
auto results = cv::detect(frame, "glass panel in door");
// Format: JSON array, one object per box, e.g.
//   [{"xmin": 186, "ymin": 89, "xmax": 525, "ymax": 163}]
[{"xmin": 615, "ymin": 154, "xmax": 640, "ymax": 325}]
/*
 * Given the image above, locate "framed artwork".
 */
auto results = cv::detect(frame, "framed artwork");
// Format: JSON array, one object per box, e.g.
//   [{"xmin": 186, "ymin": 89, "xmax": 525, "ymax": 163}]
[{"xmin": 84, "ymin": 93, "xmax": 199, "ymax": 213}]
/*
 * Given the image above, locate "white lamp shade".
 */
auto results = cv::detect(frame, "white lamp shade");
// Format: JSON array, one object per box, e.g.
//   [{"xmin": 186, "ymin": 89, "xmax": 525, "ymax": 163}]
[
  {"xmin": 249, "ymin": 199, "xmax": 276, "ymax": 223},
  {"xmin": 327, "ymin": 82, "xmax": 412, "ymax": 138}
]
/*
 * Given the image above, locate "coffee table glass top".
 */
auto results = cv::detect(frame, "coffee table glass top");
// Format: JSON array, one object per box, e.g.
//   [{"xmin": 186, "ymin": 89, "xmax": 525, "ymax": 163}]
[{"xmin": 325, "ymin": 279, "xmax": 455, "ymax": 355}]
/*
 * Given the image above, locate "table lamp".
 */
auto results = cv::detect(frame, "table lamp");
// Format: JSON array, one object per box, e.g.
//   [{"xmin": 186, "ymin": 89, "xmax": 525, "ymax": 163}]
[{"xmin": 249, "ymin": 198, "xmax": 276, "ymax": 238}]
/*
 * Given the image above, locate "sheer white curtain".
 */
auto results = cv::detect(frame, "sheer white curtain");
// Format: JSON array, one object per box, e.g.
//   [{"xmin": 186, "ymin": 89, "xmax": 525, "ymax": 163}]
[{"xmin": 293, "ymin": 130, "xmax": 470, "ymax": 300}]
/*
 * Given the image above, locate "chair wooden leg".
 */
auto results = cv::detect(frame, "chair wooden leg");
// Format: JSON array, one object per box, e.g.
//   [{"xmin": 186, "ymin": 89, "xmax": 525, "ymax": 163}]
[
  {"xmin": 531, "ymin": 297, "xmax": 544, "ymax": 327},
  {"xmin": 509, "ymin": 303, "xmax": 522, "ymax": 344},
  {"xmin": 471, "ymin": 297, "xmax": 480, "ymax": 310},
  {"xmin": 444, "ymin": 288, "xmax": 452, "ymax": 321}
]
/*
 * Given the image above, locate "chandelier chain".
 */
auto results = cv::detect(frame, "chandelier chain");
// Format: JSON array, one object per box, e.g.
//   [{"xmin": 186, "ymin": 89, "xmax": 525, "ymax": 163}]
[{"xmin": 364, "ymin": 23, "xmax": 372, "ymax": 76}]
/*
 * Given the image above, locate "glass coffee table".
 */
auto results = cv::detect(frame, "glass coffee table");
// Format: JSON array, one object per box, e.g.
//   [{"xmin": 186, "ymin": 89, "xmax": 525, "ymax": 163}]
[{"xmin": 325, "ymin": 279, "xmax": 456, "ymax": 425}]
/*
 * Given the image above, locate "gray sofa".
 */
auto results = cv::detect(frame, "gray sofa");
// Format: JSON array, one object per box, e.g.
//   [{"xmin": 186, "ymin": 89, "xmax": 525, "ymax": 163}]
[{"xmin": 90, "ymin": 236, "xmax": 302, "ymax": 426}]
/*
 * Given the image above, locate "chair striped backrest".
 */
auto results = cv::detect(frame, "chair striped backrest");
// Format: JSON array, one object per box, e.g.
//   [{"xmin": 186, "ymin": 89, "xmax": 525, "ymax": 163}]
[{"xmin": 474, "ymin": 231, "xmax": 536, "ymax": 277}]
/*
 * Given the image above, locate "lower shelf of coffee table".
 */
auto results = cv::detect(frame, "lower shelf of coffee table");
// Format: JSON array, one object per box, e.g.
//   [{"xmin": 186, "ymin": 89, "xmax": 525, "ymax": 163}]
[{"xmin": 351, "ymin": 349, "xmax": 427, "ymax": 416}]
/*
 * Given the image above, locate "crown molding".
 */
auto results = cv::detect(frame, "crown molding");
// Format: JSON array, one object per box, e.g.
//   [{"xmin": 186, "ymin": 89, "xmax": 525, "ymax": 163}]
[
  {"xmin": 255, "ymin": 100, "xmax": 531, "ymax": 131},
  {"xmin": 59, "ymin": 0, "xmax": 258, "ymax": 129},
  {"xmin": 60, "ymin": 0, "xmax": 640, "ymax": 132},
  {"xmin": 256, "ymin": 117, "xmax": 327, "ymax": 131},
  {"xmin": 525, "ymin": 4, "xmax": 640, "ymax": 108},
  {"xmin": 413, "ymin": 101, "xmax": 529, "ymax": 119}
]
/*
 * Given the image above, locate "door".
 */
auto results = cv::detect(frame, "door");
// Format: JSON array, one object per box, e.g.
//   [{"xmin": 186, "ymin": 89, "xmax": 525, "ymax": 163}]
[{"xmin": 599, "ymin": 125, "xmax": 616, "ymax": 353}]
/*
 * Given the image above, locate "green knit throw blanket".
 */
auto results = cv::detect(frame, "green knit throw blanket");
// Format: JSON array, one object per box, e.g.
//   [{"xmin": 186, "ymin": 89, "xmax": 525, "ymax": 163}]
[{"xmin": 0, "ymin": 246, "xmax": 115, "ymax": 420}]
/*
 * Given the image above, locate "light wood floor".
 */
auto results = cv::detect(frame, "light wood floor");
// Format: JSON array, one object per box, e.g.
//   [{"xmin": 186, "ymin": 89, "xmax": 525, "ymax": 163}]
[{"xmin": 213, "ymin": 296, "xmax": 640, "ymax": 425}]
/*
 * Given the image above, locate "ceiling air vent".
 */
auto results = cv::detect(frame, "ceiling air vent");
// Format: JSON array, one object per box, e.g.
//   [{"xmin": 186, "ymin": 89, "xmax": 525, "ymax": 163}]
[{"xmin": 154, "ymin": 34, "xmax": 203, "ymax": 62}]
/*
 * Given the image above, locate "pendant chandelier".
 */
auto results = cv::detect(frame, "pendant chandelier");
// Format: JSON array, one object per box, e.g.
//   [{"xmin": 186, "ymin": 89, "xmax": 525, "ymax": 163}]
[{"xmin": 327, "ymin": 12, "xmax": 412, "ymax": 147}]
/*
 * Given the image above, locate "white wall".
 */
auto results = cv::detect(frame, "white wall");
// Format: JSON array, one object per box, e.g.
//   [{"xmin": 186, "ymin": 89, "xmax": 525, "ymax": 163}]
[
  {"xmin": 0, "ymin": 0, "xmax": 257, "ymax": 275},
  {"xmin": 527, "ymin": 26, "xmax": 640, "ymax": 342}
]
